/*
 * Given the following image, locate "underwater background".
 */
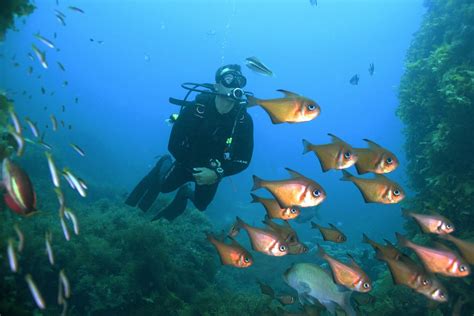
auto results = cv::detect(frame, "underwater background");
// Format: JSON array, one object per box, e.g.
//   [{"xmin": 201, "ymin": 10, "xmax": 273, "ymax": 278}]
[{"xmin": 0, "ymin": 0, "xmax": 473, "ymax": 315}]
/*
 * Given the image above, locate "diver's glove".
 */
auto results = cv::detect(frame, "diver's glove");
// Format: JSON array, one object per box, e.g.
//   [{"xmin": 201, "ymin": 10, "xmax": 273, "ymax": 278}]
[{"xmin": 208, "ymin": 159, "xmax": 224, "ymax": 181}]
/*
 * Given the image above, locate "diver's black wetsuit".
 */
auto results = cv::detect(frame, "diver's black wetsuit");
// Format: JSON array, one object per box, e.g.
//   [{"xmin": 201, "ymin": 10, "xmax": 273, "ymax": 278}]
[
  {"xmin": 162, "ymin": 93, "xmax": 253, "ymax": 209},
  {"xmin": 126, "ymin": 93, "xmax": 253, "ymax": 214}
]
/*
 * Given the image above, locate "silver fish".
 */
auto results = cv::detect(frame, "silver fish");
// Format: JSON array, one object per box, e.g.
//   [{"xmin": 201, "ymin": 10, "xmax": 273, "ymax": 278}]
[
  {"xmin": 25, "ymin": 274, "xmax": 46, "ymax": 309},
  {"xmin": 32, "ymin": 44, "xmax": 48, "ymax": 69},
  {"xmin": 34, "ymin": 33, "xmax": 55, "ymax": 49},
  {"xmin": 245, "ymin": 56, "xmax": 274, "ymax": 77}
]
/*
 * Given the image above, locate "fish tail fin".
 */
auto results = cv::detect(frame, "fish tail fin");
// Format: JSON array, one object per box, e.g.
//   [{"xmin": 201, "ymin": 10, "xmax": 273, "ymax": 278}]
[
  {"xmin": 235, "ymin": 216, "xmax": 246, "ymax": 229},
  {"xmin": 262, "ymin": 214, "xmax": 271, "ymax": 226},
  {"xmin": 251, "ymin": 175, "xmax": 263, "ymax": 191},
  {"xmin": 302, "ymin": 139, "xmax": 312, "ymax": 154},
  {"xmin": 250, "ymin": 193, "xmax": 259, "ymax": 203},
  {"xmin": 362, "ymin": 233, "xmax": 371, "ymax": 244},
  {"xmin": 340, "ymin": 170, "xmax": 353, "ymax": 181},
  {"xmin": 316, "ymin": 243, "xmax": 327, "ymax": 259},
  {"xmin": 246, "ymin": 95, "xmax": 259, "ymax": 107},
  {"xmin": 205, "ymin": 231, "xmax": 217, "ymax": 244},
  {"xmin": 401, "ymin": 208, "xmax": 411, "ymax": 218},
  {"xmin": 395, "ymin": 232, "xmax": 409, "ymax": 248},
  {"xmin": 374, "ymin": 248, "xmax": 387, "ymax": 262}
]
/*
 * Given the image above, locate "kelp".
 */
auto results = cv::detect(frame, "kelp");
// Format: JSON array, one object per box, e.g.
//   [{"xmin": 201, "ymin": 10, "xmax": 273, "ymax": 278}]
[{"xmin": 394, "ymin": 0, "xmax": 474, "ymax": 314}]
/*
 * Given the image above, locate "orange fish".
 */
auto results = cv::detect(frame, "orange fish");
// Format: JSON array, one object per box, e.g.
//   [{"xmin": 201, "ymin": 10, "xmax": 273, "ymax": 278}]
[
  {"xmin": 312, "ymin": 222, "xmax": 346, "ymax": 243},
  {"xmin": 318, "ymin": 245, "xmax": 372, "ymax": 292},
  {"xmin": 362, "ymin": 233, "xmax": 401, "ymax": 260},
  {"xmin": 2, "ymin": 158, "xmax": 37, "ymax": 216},
  {"xmin": 206, "ymin": 233, "xmax": 253, "ymax": 268},
  {"xmin": 263, "ymin": 216, "xmax": 299, "ymax": 243},
  {"xmin": 340, "ymin": 170, "xmax": 405, "ymax": 204},
  {"xmin": 252, "ymin": 168, "xmax": 326, "ymax": 208},
  {"xmin": 354, "ymin": 139, "xmax": 399, "ymax": 174},
  {"xmin": 250, "ymin": 193, "xmax": 300, "ymax": 220},
  {"xmin": 439, "ymin": 234, "xmax": 474, "ymax": 265},
  {"xmin": 235, "ymin": 217, "xmax": 288, "ymax": 256},
  {"xmin": 396, "ymin": 233, "xmax": 470, "ymax": 278},
  {"xmin": 402, "ymin": 209, "xmax": 454, "ymax": 235},
  {"xmin": 302, "ymin": 134, "xmax": 358, "ymax": 172},
  {"xmin": 287, "ymin": 242, "xmax": 308, "ymax": 255},
  {"xmin": 247, "ymin": 89, "xmax": 320, "ymax": 124},
  {"xmin": 376, "ymin": 249, "xmax": 448, "ymax": 302}
]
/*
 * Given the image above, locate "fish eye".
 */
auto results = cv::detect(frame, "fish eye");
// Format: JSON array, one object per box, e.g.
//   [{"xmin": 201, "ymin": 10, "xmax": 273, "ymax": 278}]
[
  {"xmin": 279, "ymin": 245, "xmax": 287, "ymax": 252},
  {"xmin": 340, "ymin": 236, "xmax": 346, "ymax": 242},
  {"xmin": 460, "ymin": 265, "xmax": 467, "ymax": 272},
  {"xmin": 307, "ymin": 104, "xmax": 316, "ymax": 111},
  {"xmin": 386, "ymin": 157, "xmax": 393, "ymax": 164},
  {"xmin": 303, "ymin": 246, "xmax": 308, "ymax": 253},
  {"xmin": 244, "ymin": 257, "xmax": 250, "ymax": 263},
  {"xmin": 439, "ymin": 292, "xmax": 445, "ymax": 299},
  {"xmin": 312, "ymin": 189, "xmax": 321, "ymax": 197},
  {"xmin": 446, "ymin": 224, "xmax": 452, "ymax": 229},
  {"xmin": 290, "ymin": 208, "xmax": 297, "ymax": 214},
  {"xmin": 422, "ymin": 279, "xmax": 429, "ymax": 286},
  {"xmin": 363, "ymin": 283, "xmax": 370, "ymax": 289},
  {"xmin": 393, "ymin": 190, "xmax": 400, "ymax": 196},
  {"xmin": 344, "ymin": 152, "xmax": 352, "ymax": 159}
]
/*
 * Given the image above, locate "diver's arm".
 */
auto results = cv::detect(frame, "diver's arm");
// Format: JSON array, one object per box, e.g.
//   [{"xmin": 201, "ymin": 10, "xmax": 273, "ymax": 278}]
[
  {"xmin": 220, "ymin": 114, "xmax": 254, "ymax": 177},
  {"xmin": 168, "ymin": 105, "xmax": 196, "ymax": 162}
]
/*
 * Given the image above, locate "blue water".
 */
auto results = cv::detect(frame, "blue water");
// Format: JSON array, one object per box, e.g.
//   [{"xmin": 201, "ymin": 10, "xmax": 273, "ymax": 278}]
[{"xmin": 1, "ymin": 0, "xmax": 426, "ymax": 311}]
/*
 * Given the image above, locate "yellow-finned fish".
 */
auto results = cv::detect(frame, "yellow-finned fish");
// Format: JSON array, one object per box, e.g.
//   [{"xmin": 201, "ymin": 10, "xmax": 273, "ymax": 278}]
[
  {"xmin": 402, "ymin": 208, "xmax": 454, "ymax": 235},
  {"xmin": 340, "ymin": 170, "xmax": 405, "ymax": 204},
  {"xmin": 250, "ymin": 193, "xmax": 300, "ymax": 220},
  {"xmin": 206, "ymin": 233, "xmax": 253, "ymax": 268},
  {"xmin": 302, "ymin": 134, "xmax": 358, "ymax": 172},
  {"xmin": 376, "ymin": 248, "xmax": 448, "ymax": 302},
  {"xmin": 312, "ymin": 222, "xmax": 346, "ymax": 243},
  {"xmin": 396, "ymin": 233, "xmax": 470, "ymax": 278},
  {"xmin": 439, "ymin": 234, "xmax": 474, "ymax": 265},
  {"xmin": 354, "ymin": 139, "xmax": 399, "ymax": 174},
  {"xmin": 362, "ymin": 233, "xmax": 401, "ymax": 260},
  {"xmin": 252, "ymin": 168, "xmax": 326, "ymax": 208},
  {"xmin": 317, "ymin": 245, "xmax": 372, "ymax": 292},
  {"xmin": 235, "ymin": 216, "xmax": 288, "ymax": 256},
  {"xmin": 263, "ymin": 215, "xmax": 299, "ymax": 244},
  {"xmin": 247, "ymin": 89, "xmax": 320, "ymax": 124}
]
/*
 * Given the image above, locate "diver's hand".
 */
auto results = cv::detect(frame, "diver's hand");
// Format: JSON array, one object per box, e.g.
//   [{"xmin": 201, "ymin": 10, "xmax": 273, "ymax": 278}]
[{"xmin": 192, "ymin": 167, "xmax": 218, "ymax": 185}]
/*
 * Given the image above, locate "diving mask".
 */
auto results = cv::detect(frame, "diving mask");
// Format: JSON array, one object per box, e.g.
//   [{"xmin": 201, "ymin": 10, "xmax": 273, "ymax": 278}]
[{"xmin": 219, "ymin": 70, "xmax": 247, "ymax": 89}]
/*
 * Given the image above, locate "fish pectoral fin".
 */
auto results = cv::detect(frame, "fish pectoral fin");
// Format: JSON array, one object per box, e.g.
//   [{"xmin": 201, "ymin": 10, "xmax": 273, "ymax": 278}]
[{"xmin": 276, "ymin": 89, "xmax": 300, "ymax": 98}]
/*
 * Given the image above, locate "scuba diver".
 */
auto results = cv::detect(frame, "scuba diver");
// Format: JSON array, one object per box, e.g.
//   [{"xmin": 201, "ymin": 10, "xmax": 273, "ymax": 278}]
[{"xmin": 125, "ymin": 64, "xmax": 254, "ymax": 221}]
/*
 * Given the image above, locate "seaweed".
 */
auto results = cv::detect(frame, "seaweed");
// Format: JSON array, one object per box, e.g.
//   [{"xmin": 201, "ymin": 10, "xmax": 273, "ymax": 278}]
[
  {"xmin": 0, "ymin": 0, "xmax": 35, "ymax": 41},
  {"xmin": 394, "ymin": 0, "xmax": 474, "ymax": 313}
]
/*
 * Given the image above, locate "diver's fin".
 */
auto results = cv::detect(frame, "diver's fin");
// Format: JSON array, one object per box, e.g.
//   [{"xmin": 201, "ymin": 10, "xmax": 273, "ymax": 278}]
[{"xmin": 151, "ymin": 184, "xmax": 190, "ymax": 221}]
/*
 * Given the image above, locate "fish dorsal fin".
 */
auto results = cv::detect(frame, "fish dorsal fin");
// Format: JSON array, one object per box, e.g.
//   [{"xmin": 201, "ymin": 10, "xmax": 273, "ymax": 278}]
[
  {"xmin": 285, "ymin": 167, "xmax": 305, "ymax": 179},
  {"xmin": 328, "ymin": 133, "xmax": 346, "ymax": 144},
  {"xmin": 247, "ymin": 56, "xmax": 260, "ymax": 63},
  {"xmin": 277, "ymin": 89, "xmax": 300, "ymax": 98},
  {"xmin": 346, "ymin": 253, "xmax": 362, "ymax": 270},
  {"xmin": 328, "ymin": 223, "xmax": 340, "ymax": 232},
  {"xmin": 363, "ymin": 138, "xmax": 384, "ymax": 150}
]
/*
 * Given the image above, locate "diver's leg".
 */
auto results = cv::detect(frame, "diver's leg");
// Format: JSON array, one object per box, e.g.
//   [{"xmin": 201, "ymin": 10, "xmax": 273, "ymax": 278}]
[
  {"xmin": 125, "ymin": 155, "xmax": 172, "ymax": 208},
  {"xmin": 151, "ymin": 163, "xmax": 193, "ymax": 221},
  {"xmin": 190, "ymin": 183, "xmax": 219, "ymax": 211},
  {"xmin": 136, "ymin": 156, "xmax": 175, "ymax": 212}
]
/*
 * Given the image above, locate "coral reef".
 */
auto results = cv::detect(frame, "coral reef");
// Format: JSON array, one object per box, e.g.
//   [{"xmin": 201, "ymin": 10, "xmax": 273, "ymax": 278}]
[
  {"xmin": 385, "ymin": 0, "xmax": 474, "ymax": 314},
  {"xmin": 0, "ymin": 0, "xmax": 35, "ymax": 40}
]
